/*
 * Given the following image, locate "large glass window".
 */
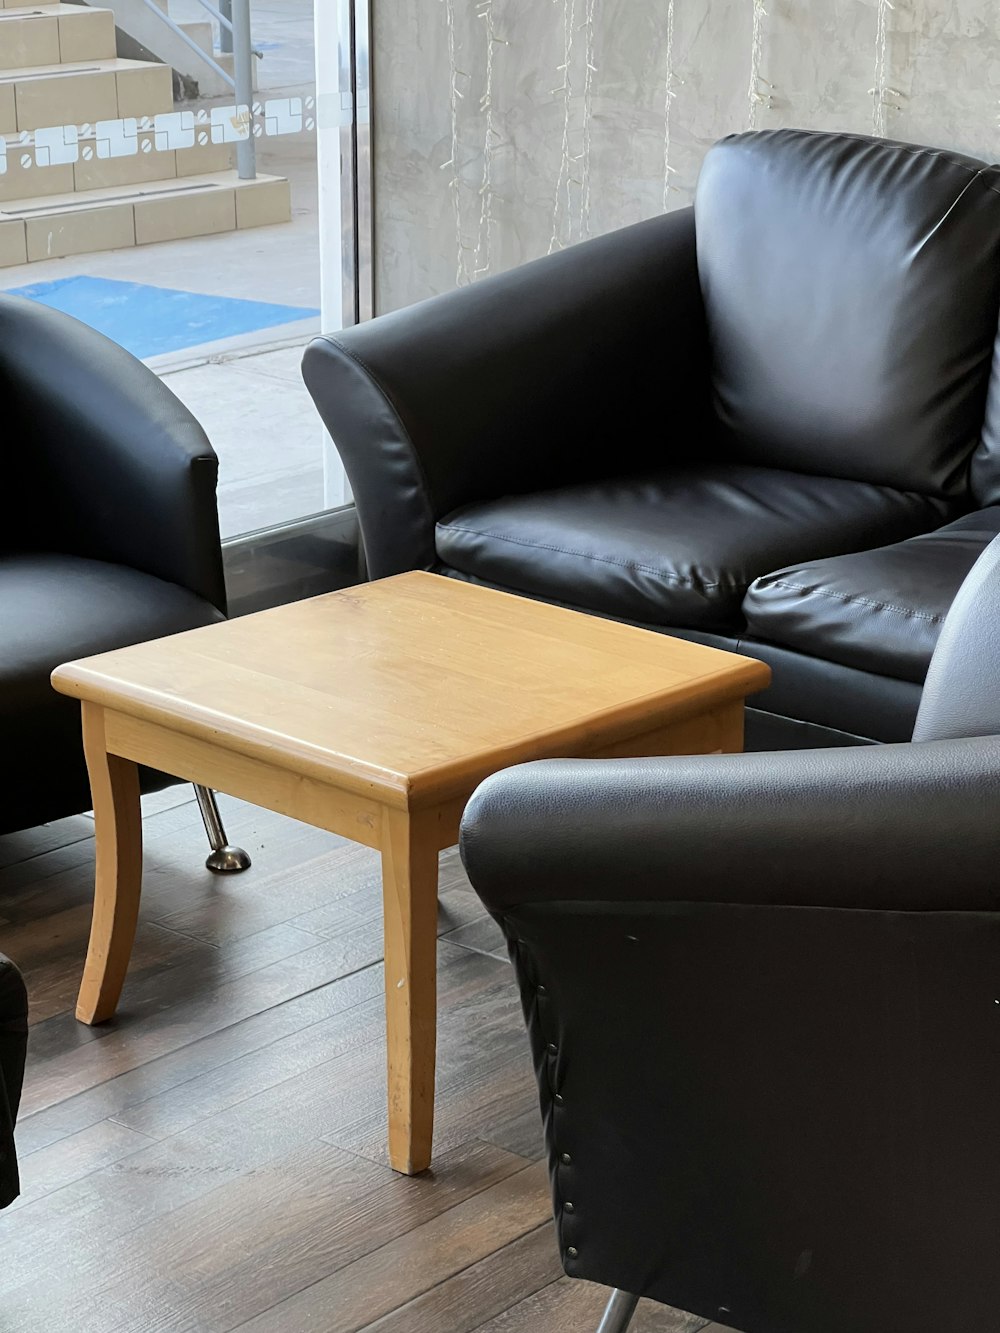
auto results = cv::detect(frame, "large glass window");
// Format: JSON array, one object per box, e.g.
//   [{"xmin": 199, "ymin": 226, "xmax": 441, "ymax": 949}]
[{"xmin": 0, "ymin": 0, "xmax": 331, "ymax": 538}]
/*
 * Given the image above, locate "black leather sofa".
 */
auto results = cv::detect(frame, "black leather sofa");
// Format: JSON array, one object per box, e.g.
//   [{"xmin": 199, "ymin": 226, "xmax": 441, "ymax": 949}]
[
  {"xmin": 0, "ymin": 295, "xmax": 245, "ymax": 867},
  {"xmin": 0, "ymin": 954, "xmax": 27, "ymax": 1209},
  {"xmin": 459, "ymin": 530, "xmax": 1000, "ymax": 1333},
  {"xmin": 303, "ymin": 128, "xmax": 1000, "ymax": 750}
]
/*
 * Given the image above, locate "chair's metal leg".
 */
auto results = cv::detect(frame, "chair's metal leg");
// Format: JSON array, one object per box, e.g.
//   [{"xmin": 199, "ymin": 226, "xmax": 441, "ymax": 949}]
[
  {"xmin": 597, "ymin": 1290, "xmax": 640, "ymax": 1333},
  {"xmin": 193, "ymin": 785, "xmax": 251, "ymax": 873}
]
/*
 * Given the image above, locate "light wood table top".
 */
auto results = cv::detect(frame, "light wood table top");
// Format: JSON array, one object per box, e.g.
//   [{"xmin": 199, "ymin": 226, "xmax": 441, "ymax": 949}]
[{"xmin": 53, "ymin": 571, "xmax": 771, "ymax": 810}]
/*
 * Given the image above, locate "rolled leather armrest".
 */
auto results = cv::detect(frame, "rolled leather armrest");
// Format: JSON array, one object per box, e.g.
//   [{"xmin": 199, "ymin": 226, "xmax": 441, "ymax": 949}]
[
  {"xmin": 0, "ymin": 954, "xmax": 27, "ymax": 1209},
  {"xmin": 0, "ymin": 295, "xmax": 226, "ymax": 611},
  {"xmin": 302, "ymin": 208, "xmax": 710, "ymax": 577},
  {"xmin": 460, "ymin": 736, "xmax": 1000, "ymax": 914}
]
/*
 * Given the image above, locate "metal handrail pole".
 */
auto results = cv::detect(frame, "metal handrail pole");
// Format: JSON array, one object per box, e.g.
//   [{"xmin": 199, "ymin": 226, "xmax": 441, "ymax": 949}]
[
  {"xmin": 232, "ymin": 0, "xmax": 256, "ymax": 179},
  {"xmin": 219, "ymin": 0, "xmax": 234, "ymax": 52},
  {"xmin": 191, "ymin": 0, "xmax": 234, "ymax": 37},
  {"xmin": 134, "ymin": 0, "xmax": 235, "ymax": 88}
]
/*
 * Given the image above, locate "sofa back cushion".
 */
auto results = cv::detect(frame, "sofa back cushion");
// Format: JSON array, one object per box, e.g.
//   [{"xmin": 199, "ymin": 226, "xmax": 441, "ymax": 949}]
[{"xmin": 695, "ymin": 129, "xmax": 1000, "ymax": 498}]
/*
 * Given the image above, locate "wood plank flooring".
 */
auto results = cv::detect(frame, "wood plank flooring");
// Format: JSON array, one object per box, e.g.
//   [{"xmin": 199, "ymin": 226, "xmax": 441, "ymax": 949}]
[{"xmin": 0, "ymin": 790, "xmax": 716, "ymax": 1332}]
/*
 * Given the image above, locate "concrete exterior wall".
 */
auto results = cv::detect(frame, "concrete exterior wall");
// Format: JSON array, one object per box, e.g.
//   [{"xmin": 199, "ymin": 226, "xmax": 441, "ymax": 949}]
[{"xmin": 371, "ymin": 0, "xmax": 1000, "ymax": 312}]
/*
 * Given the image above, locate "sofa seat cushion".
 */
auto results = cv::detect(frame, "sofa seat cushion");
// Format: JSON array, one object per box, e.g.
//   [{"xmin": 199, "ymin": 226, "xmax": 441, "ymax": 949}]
[
  {"xmin": 742, "ymin": 507, "xmax": 1000, "ymax": 683},
  {"xmin": 435, "ymin": 465, "xmax": 954, "ymax": 632},
  {"xmin": 1, "ymin": 553, "xmax": 224, "ymax": 835}
]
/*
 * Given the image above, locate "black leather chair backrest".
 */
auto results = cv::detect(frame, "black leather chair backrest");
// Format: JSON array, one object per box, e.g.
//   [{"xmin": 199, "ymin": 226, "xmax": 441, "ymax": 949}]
[
  {"xmin": 0, "ymin": 953, "xmax": 27, "ymax": 1209},
  {"xmin": 912, "ymin": 530, "xmax": 1000, "ymax": 741},
  {"xmin": 696, "ymin": 129, "xmax": 1000, "ymax": 498},
  {"xmin": 0, "ymin": 294, "xmax": 226, "ymax": 611}
]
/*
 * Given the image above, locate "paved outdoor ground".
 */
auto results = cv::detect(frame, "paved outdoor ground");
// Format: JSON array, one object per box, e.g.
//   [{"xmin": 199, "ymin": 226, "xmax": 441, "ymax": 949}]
[
  {"xmin": 171, "ymin": 0, "xmax": 317, "ymax": 91},
  {"xmin": 162, "ymin": 338, "xmax": 326, "ymax": 536},
  {"xmin": 0, "ymin": 0, "xmax": 325, "ymax": 539}
]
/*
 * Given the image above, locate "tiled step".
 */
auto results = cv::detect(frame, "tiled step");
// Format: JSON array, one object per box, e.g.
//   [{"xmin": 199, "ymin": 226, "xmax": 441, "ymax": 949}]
[
  {"xmin": 0, "ymin": 5, "xmax": 116, "ymax": 69},
  {"xmin": 178, "ymin": 18, "xmax": 213, "ymax": 55},
  {"xmin": 0, "ymin": 57, "xmax": 173, "ymax": 134},
  {"xmin": 0, "ymin": 169, "xmax": 291, "ymax": 264},
  {"xmin": 0, "ymin": 125, "xmax": 234, "ymax": 202},
  {"xmin": 171, "ymin": 19, "xmax": 259, "ymax": 93},
  {"xmin": 213, "ymin": 50, "xmax": 254, "ymax": 87},
  {"xmin": 175, "ymin": 19, "xmax": 256, "ymax": 92}
]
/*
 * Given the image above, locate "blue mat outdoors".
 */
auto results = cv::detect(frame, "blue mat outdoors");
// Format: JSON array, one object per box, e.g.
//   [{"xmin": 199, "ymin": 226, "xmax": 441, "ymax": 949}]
[{"xmin": 8, "ymin": 275, "xmax": 319, "ymax": 359}]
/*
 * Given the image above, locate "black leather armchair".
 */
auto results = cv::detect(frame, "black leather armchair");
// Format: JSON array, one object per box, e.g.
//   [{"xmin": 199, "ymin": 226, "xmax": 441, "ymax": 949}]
[
  {"xmin": 304, "ymin": 128, "xmax": 1000, "ymax": 752},
  {"xmin": 0, "ymin": 294, "xmax": 246, "ymax": 869},
  {"xmin": 459, "ymin": 535, "xmax": 1000, "ymax": 1333},
  {"xmin": 0, "ymin": 953, "xmax": 27, "ymax": 1209}
]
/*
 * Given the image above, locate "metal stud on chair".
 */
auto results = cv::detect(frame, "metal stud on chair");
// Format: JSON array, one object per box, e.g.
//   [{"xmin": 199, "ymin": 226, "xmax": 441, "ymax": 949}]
[
  {"xmin": 596, "ymin": 1290, "xmax": 640, "ymax": 1333},
  {"xmin": 193, "ymin": 786, "xmax": 251, "ymax": 873}
]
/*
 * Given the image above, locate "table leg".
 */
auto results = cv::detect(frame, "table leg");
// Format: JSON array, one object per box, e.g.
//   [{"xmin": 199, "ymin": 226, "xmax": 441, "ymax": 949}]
[
  {"xmin": 379, "ymin": 806, "xmax": 440, "ymax": 1174},
  {"xmin": 76, "ymin": 704, "xmax": 143, "ymax": 1025}
]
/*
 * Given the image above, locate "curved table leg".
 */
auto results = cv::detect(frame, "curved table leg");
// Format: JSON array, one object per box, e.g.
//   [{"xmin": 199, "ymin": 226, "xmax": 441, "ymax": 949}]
[{"xmin": 76, "ymin": 704, "xmax": 143, "ymax": 1026}]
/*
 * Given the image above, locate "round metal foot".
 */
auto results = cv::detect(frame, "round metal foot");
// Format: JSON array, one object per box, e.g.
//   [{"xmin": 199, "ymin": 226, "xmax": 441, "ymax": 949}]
[{"xmin": 205, "ymin": 845, "xmax": 252, "ymax": 874}]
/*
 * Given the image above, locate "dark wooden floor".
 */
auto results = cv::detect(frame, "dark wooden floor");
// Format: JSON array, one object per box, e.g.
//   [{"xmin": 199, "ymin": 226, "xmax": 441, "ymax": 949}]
[{"xmin": 0, "ymin": 790, "xmax": 727, "ymax": 1333}]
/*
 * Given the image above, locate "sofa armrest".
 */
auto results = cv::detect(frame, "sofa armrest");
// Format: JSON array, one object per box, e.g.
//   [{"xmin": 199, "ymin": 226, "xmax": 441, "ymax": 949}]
[
  {"xmin": 460, "ymin": 736, "xmax": 1000, "ymax": 914},
  {"xmin": 0, "ymin": 295, "xmax": 226, "ymax": 611},
  {"xmin": 302, "ymin": 209, "xmax": 710, "ymax": 577}
]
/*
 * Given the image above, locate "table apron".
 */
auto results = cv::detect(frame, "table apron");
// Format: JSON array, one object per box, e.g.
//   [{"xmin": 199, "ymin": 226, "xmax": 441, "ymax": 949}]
[
  {"xmin": 98, "ymin": 698, "xmax": 743, "ymax": 853},
  {"xmin": 102, "ymin": 709, "xmax": 387, "ymax": 851},
  {"xmin": 582, "ymin": 701, "xmax": 743, "ymax": 760}
]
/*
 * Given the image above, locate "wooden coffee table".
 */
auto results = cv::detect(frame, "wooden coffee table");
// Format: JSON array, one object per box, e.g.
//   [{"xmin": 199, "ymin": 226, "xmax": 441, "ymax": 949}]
[{"xmin": 51, "ymin": 572, "xmax": 769, "ymax": 1173}]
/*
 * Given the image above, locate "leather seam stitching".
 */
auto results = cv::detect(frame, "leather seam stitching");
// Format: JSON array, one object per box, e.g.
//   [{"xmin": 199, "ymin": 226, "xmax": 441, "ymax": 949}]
[
  {"xmin": 759, "ymin": 578, "xmax": 945, "ymax": 623},
  {"xmin": 437, "ymin": 523, "xmax": 725, "ymax": 590}
]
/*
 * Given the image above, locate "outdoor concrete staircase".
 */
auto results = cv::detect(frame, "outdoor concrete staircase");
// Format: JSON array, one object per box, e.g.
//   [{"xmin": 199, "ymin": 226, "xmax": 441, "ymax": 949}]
[
  {"xmin": 169, "ymin": 9, "xmax": 241, "ymax": 97},
  {"xmin": 104, "ymin": 0, "xmax": 258, "ymax": 98},
  {"xmin": 0, "ymin": 0, "xmax": 289, "ymax": 268}
]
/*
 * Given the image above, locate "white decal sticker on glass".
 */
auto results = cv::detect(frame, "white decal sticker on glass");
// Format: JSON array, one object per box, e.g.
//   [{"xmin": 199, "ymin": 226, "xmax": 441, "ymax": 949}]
[
  {"xmin": 154, "ymin": 111, "xmax": 196, "ymax": 152},
  {"xmin": 96, "ymin": 118, "xmax": 138, "ymax": 159},
  {"xmin": 34, "ymin": 124, "xmax": 79, "ymax": 167}
]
